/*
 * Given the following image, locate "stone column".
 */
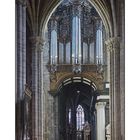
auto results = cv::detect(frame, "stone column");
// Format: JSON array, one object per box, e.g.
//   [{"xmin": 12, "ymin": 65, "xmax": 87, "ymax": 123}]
[
  {"xmin": 16, "ymin": 0, "xmax": 26, "ymax": 140},
  {"xmin": 22, "ymin": 0, "xmax": 26, "ymax": 95},
  {"xmin": 105, "ymin": 39, "xmax": 113, "ymax": 140},
  {"xmin": 95, "ymin": 102, "xmax": 106, "ymax": 140},
  {"xmin": 23, "ymin": 84, "xmax": 32, "ymax": 140},
  {"xmin": 54, "ymin": 96, "xmax": 59, "ymax": 140},
  {"xmin": 105, "ymin": 37, "xmax": 121, "ymax": 140},
  {"xmin": 113, "ymin": 38, "xmax": 121, "ymax": 140},
  {"xmin": 30, "ymin": 36, "xmax": 45, "ymax": 140},
  {"xmin": 43, "ymin": 33, "xmax": 50, "ymax": 140},
  {"xmin": 38, "ymin": 42, "xmax": 44, "ymax": 140},
  {"xmin": 46, "ymin": 94, "xmax": 55, "ymax": 140},
  {"xmin": 16, "ymin": 0, "xmax": 23, "ymax": 101}
]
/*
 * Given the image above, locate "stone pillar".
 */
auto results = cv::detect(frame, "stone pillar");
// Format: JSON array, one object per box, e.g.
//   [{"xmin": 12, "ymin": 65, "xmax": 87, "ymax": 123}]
[
  {"xmin": 113, "ymin": 38, "xmax": 121, "ymax": 140},
  {"xmin": 22, "ymin": 1, "xmax": 26, "ymax": 95},
  {"xmin": 43, "ymin": 33, "xmax": 50, "ymax": 140},
  {"xmin": 46, "ymin": 94, "xmax": 55, "ymax": 140},
  {"xmin": 38, "ymin": 42, "xmax": 44, "ymax": 140},
  {"xmin": 30, "ymin": 36, "xmax": 45, "ymax": 140},
  {"xmin": 16, "ymin": 0, "xmax": 26, "ymax": 101},
  {"xmin": 105, "ymin": 37, "xmax": 121, "ymax": 140},
  {"xmin": 23, "ymin": 84, "xmax": 32, "ymax": 140},
  {"xmin": 54, "ymin": 96, "xmax": 59, "ymax": 140},
  {"xmin": 95, "ymin": 102, "xmax": 106, "ymax": 140},
  {"xmin": 105, "ymin": 39, "xmax": 113, "ymax": 140},
  {"xmin": 16, "ymin": 0, "xmax": 26, "ymax": 140}
]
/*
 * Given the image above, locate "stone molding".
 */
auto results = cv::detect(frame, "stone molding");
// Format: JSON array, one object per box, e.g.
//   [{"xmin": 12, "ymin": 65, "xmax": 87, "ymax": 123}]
[
  {"xmin": 30, "ymin": 36, "xmax": 45, "ymax": 51},
  {"xmin": 95, "ymin": 102, "xmax": 106, "ymax": 109},
  {"xmin": 97, "ymin": 95, "xmax": 109, "ymax": 100}
]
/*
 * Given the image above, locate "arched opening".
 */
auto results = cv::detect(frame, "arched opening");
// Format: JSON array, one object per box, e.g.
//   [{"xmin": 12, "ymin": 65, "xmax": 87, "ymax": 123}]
[{"xmin": 57, "ymin": 80, "xmax": 97, "ymax": 140}]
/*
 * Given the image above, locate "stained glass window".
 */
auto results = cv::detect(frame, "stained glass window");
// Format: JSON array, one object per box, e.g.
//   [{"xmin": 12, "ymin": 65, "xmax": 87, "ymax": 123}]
[{"xmin": 76, "ymin": 105, "xmax": 85, "ymax": 130}]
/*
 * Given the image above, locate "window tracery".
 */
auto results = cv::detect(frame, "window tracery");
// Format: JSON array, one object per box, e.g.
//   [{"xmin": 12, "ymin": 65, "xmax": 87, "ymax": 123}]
[{"xmin": 76, "ymin": 105, "xmax": 85, "ymax": 131}]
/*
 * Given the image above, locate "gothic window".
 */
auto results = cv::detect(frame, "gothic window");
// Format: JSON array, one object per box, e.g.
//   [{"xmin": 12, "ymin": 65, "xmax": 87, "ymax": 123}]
[{"xmin": 76, "ymin": 105, "xmax": 85, "ymax": 130}]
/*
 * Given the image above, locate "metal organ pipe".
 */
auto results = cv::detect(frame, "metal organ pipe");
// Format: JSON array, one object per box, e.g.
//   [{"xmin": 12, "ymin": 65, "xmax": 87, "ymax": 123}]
[
  {"xmin": 50, "ymin": 19, "xmax": 58, "ymax": 65},
  {"xmin": 72, "ymin": 5, "xmax": 81, "ymax": 64}
]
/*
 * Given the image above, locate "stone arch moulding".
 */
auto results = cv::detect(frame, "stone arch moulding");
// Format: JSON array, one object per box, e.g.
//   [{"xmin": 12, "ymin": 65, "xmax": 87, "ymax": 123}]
[
  {"xmin": 49, "ymin": 72, "xmax": 104, "ymax": 95},
  {"xmin": 40, "ymin": 0, "xmax": 113, "ymax": 39}
]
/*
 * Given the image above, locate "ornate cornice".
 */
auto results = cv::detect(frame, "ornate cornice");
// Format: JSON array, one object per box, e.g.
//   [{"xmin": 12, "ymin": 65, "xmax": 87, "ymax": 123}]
[{"xmin": 30, "ymin": 36, "xmax": 45, "ymax": 51}]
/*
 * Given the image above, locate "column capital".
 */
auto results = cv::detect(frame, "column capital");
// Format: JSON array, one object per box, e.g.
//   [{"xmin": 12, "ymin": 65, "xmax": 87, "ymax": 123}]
[
  {"xmin": 16, "ymin": 0, "xmax": 26, "ymax": 7},
  {"xmin": 105, "ymin": 37, "xmax": 120, "ymax": 52},
  {"xmin": 95, "ymin": 102, "xmax": 106, "ymax": 109},
  {"xmin": 30, "ymin": 36, "xmax": 45, "ymax": 51}
]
